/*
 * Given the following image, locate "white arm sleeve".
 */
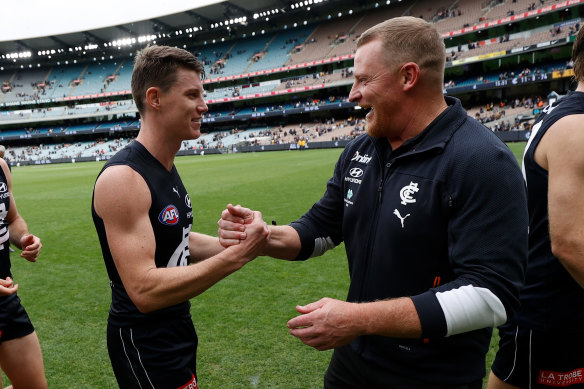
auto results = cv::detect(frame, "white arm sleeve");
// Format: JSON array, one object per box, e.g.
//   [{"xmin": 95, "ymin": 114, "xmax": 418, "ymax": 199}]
[
  {"xmin": 435, "ymin": 285, "xmax": 507, "ymax": 336},
  {"xmin": 310, "ymin": 236, "xmax": 336, "ymax": 258}
]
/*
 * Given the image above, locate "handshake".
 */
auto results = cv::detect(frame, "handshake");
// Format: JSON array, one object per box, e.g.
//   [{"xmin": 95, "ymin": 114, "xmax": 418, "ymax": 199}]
[{"xmin": 216, "ymin": 203, "xmax": 271, "ymax": 262}]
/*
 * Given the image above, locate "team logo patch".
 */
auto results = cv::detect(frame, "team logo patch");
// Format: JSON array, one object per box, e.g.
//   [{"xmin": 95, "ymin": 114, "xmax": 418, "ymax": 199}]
[
  {"xmin": 158, "ymin": 205, "xmax": 180, "ymax": 225},
  {"xmin": 399, "ymin": 181, "xmax": 419, "ymax": 205}
]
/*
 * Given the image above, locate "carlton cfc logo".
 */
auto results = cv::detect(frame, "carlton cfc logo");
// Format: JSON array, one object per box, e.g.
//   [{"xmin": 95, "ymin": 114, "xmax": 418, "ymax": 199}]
[{"xmin": 159, "ymin": 205, "xmax": 180, "ymax": 225}]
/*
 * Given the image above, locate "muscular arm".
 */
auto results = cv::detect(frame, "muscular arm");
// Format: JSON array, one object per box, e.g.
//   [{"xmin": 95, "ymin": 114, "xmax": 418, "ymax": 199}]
[
  {"xmin": 536, "ymin": 113, "xmax": 584, "ymax": 287},
  {"xmin": 94, "ymin": 166, "xmax": 269, "ymax": 313}
]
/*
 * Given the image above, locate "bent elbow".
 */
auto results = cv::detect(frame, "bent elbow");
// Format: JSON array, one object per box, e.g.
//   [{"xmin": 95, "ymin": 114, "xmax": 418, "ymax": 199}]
[
  {"xmin": 126, "ymin": 286, "xmax": 159, "ymax": 314},
  {"xmin": 551, "ymin": 238, "xmax": 574, "ymax": 264},
  {"xmin": 129, "ymin": 293, "xmax": 156, "ymax": 314}
]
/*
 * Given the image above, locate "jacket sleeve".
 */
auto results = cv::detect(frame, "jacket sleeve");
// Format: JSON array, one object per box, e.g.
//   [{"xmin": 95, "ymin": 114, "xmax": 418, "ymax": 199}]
[
  {"xmin": 411, "ymin": 134, "xmax": 528, "ymax": 338},
  {"xmin": 289, "ymin": 147, "xmax": 347, "ymax": 261}
]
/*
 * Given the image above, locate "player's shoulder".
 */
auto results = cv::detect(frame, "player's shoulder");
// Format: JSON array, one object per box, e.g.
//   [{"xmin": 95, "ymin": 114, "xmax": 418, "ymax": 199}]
[
  {"xmin": 97, "ymin": 164, "xmax": 146, "ymax": 191},
  {"xmin": 94, "ymin": 165, "xmax": 151, "ymax": 218},
  {"xmin": 541, "ymin": 113, "xmax": 584, "ymax": 154}
]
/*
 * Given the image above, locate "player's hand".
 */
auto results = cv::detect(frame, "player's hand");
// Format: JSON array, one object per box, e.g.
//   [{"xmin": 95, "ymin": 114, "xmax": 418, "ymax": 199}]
[
  {"xmin": 229, "ymin": 210, "xmax": 270, "ymax": 262},
  {"xmin": 218, "ymin": 204, "xmax": 254, "ymax": 247},
  {"xmin": 287, "ymin": 297, "xmax": 364, "ymax": 351},
  {"xmin": 0, "ymin": 277, "xmax": 18, "ymax": 296},
  {"xmin": 20, "ymin": 234, "xmax": 42, "ymax": 262}
]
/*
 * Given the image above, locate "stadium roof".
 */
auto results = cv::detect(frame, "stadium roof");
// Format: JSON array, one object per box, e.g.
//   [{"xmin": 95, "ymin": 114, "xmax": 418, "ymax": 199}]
[{"xmin": 1, "ymin": 0, "xmax": 354, "ymax": 61}]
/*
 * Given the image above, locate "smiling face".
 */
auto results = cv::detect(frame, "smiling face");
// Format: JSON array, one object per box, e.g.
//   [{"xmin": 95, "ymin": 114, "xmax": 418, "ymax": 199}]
[
  {"xmin": 349, "ymin": 39, "xmax": 402, "ymax": 139},
  {"xmin": 158, "ymin": 67, "xmax": 208, "ymax": 141}
]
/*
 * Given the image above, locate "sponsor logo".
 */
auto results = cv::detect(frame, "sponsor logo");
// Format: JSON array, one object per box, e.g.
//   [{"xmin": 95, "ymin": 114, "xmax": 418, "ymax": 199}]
[
  {"xmin": 538, "ymin": 368, "xmax": 584, "ymax": 386},
  {"xmin": 158, "ymin": 205, "xmax": 180, "ymax": 225},
  {"xmin": 185, "ymin": 194, "xmax": 191, "ymax": 208},
  {"xmin": 345, "ymin": 168, "xmax": 364, "ymax": 184},
  {"xmin": 172, "ymin": 187, "xmax": 180, "ymax": 197},
  {"xmin": 349, "ymin": 168, "xmax": 363, "ymax": 178},
  {"xmin": 351, "ymin": 151, "xmax": 372, "ymax": 164},
  {"xmin": 345, "ymin": 177, "xmax": 362, "ymax": 184},
  {"xmin": 344, "ymin": 189, "xmax": 354, "ymax": 207},
  {"xmin": 399, "ymin": 181, "xmax": 419, "ymax": 205},
  {"xmin": 0, "ymin": 183, "xmax": 6, "ymax": 192},
  {"xmin": 393, "ymin": 209, "xmax": 410, "ymax": 228}
]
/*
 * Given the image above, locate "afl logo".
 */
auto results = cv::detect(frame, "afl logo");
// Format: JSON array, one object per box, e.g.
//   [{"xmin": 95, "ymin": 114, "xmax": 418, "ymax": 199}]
[
  {"xmin": 349, "ymin": 168, "xmax": 363, "ymax": 178},
  {"xmin": 159, "ymin": 205, "xmax": 180, "ymax": 225}
]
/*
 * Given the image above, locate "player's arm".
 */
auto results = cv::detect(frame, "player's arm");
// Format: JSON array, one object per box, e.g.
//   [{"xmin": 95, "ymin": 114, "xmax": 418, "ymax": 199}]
[
  {"xmin": 94, "ymin": 166, "xmax": 270, "ymax": 313},
  {"xmin": 188, "ymin": 232, "xmax": 228, "ymax": 263},
  {"xmin": 0, "ymin": 158, "xmax": 42, "ymax": 262},
  {"xmin": 537, "ymin": 114, "xmax": 584, "ymax": 287}
]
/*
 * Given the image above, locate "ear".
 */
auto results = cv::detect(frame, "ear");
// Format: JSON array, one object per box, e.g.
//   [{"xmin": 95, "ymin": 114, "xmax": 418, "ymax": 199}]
[
  {"xmin": 400, "ymin": 62, "xmax": 420, "ymax": 92},
  {"xmin": 145, "ymin": 86, "xmax": 161, "ymax": 111}
]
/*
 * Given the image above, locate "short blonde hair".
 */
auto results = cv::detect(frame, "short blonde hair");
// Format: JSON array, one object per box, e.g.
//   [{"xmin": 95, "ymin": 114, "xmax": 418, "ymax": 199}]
[{"xmin": 357, "ymin": 16, "xmax": 446, "ymax": 86}]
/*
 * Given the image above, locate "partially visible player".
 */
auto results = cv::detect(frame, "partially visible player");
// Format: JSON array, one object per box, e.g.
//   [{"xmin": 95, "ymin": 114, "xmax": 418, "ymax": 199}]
[
  {"xmin": 488, "ymin": 25, "xmax": 584, "ymax": 389},
  {"xmin": 0, "ymin": 146, "xmax": 9, "ymax": 172},
  {"xmin": 0, "ymin": 157, "xmax": 46, "ymax": 389},
  {"xmin": 92, "ymin": 45, "xmax": 269, "ymax": 389}
]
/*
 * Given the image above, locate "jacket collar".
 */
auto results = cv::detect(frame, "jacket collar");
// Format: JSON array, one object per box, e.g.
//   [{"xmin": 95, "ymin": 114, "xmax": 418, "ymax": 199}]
[{"xmin": 372, "ymin": 96, "xmax": 466, "ymax": 157}]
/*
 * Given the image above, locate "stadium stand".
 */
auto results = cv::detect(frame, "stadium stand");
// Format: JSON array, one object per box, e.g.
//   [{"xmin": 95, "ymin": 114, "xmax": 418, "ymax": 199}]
[{"xmin": 0, "ymin": 0, "xmax": 582, "ymax": 165}]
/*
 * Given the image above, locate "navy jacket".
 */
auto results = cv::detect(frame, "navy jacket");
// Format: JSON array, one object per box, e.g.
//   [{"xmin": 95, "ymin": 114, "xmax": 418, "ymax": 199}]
[{"xmin": 290, "ymin": 97, "xmax": 528, "ymax": 384}]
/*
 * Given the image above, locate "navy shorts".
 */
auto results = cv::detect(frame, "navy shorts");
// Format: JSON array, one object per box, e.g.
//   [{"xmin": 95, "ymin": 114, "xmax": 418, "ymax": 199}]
[
  {"xmin": 492, "ymin": 323, "xmax": 584, "ymax": 388},
  {"xmin": 0, "ymin": 294, "xmax": 35, "ymax": 344},
  {"xmin": 324, "ymin": 345, "xmax": 483, "ymax": 389},
  {"xmin": 107, "ymin": 318, "xmax": 199, "ymax": 389}
]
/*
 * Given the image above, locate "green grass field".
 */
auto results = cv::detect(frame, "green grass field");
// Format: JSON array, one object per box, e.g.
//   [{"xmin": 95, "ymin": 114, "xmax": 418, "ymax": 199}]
[{"xmin": 4, "ymin": 142, "xmax": 527, "ymax": 388}]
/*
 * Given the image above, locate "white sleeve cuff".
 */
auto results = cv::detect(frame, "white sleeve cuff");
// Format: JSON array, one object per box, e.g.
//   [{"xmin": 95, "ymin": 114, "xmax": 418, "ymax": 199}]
[
  {"xmin": 310, "ymin": 236, "xmax": 336, "ymax": 258},
  {"xmin": 435, "ymin": 285, "xmax": 507, "ymax": 336}
]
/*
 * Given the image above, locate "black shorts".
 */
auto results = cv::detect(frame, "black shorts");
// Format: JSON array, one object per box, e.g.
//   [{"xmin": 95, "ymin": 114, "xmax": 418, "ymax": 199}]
[
  {"xmin": 492, "ymin": 323, "xmax": 584, "ymax": 388},
  {"xmin": 0, "ymin": 294, "xmax": 35, "ymax": 344},
  {"xmin": 324, "ymin": 345, "xmax": 482, "ymax": 389},
  {"xmin": 107, "ymin": 318, "xmax": 199, "ymax": 389}
]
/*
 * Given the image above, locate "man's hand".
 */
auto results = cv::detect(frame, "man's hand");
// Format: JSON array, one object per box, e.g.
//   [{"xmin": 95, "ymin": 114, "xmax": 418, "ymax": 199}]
[
  {"xmin": 218, "ymin": 204, "xmax": 255, "ymax": 247},
  {"xmin": 228, "ymin": 210, "xmax": 270, "ymax": 263},
  {"xmin": 0, "ymin": 277, "xmax": 18, "ymax": 296},
  {"xmin": 20, "ymin": 234, "xmax": 42, "ymax": 262},
  {"xmin": 287, "ymin": 297, "xmax": 365, "ymax": 351}
]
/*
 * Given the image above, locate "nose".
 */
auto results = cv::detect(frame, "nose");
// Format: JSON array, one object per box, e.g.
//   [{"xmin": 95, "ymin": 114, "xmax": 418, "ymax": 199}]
[
  {"xmin": 348, "ymin": 84, "xmax": 360, "ymax": 103},
  {"xmin": 200, "ymin": 100, "xmax": 209, "ymax": 114}
]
